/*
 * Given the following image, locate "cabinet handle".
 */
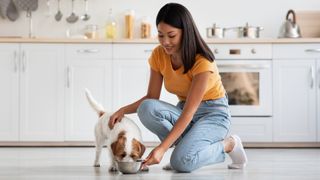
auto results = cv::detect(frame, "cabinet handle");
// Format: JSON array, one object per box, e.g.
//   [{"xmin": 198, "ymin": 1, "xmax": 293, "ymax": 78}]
[
  {"xmin": 218, "ymin": 64, "xmax": 270, "ymax": 69},
  {"xmin": 305, "ymin": 49, "xmax": 320, "ymax": 53},
  {"xmin": 21, "ymin": 51, "xmax": 27, "ymax": 72},
  {"xmin": 318, "ymin": 68, "xmax": 320, "ymax": 89},
  {"xmin": 310, "ymin": 67, "xmax": 315, "ymax": 89},
  {"xmin": 13, "ymin": 51, "xmax": 18, "ymax": 72},
  {"xmin": 144, "ymin": 49, "xmax": 153, "ymax": 53},
  {"xmin": 67, "ymin": 66, "xmax": 72, "ymax": 88},
  {"xmin": 77, "ymin": 49, "xmax": 100, "ymax": 53}
]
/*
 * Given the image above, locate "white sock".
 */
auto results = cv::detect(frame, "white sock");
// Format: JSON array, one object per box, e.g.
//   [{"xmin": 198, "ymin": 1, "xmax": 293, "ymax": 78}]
[{"xmin": 227, "ymin": 135, "xmax": 248, "ymax": 169}]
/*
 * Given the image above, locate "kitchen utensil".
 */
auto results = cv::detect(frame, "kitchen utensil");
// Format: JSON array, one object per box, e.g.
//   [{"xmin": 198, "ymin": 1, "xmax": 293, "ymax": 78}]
[
  {"xmin": 44, "ymin": 0, "xmax": 51, "ymax": 17},
  {"xmin": 206, "ymin": 23, "xmax": 226, "ymax": 38},
  {"xmin": 116, "ymin": 160, "xmax": 143, "ymax": 174},
  {"xmin": 66, "ymin": 0, "xmax": 78, "ymax": 23},
  {"xmin": 237, "ymin": 23, "xmax": 264, "ymax": 38},
  {"xmin": 80, "ymin": 0, "xmax": 90, "ymax": 21},
  {"xmin": 0, "ymin": 0, "xmax": 10, "ymax": 18},
  {"xmin": 13, "ymin": 0, "xmax": 38, "ymax": 37},
  {"xmin": 278, "ymin": 9, "xmax": 302, "ymax": 38},
  {"xmin": 6, "ymin": 0, "xmax": 19, "ymax": 21},
  {"xmin": 54, "ymin": 0, "xmax": 62, "ymax": 21}
]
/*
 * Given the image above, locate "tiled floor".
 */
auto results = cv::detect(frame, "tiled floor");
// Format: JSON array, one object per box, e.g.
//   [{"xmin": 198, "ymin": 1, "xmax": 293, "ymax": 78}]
[{"xmin": 0, "ymin": 147, "xmax": 319, "ymax": 180}]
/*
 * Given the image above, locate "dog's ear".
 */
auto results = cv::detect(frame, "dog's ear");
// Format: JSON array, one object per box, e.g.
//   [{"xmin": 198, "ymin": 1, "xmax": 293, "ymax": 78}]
[
  {"xmin": 132, "ymin": 138, "xmax": 146, "ymax": 158},
  {"xmin": 111, "ymin": 131, "xmax": 127, "ymax": 159}
]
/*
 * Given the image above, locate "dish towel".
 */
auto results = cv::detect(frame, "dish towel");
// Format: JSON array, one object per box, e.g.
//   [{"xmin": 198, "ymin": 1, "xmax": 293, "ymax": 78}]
[
  {"xmin": 6, "ymin": 0, "xmax": 19, "ymax": 21},
  {"xmin": 13, "ymin": 0, "xmax": 38, "ymax": 12},
  {"xmin": 0, "ymin": 0, "xmax": 10, "ymax": 18}
]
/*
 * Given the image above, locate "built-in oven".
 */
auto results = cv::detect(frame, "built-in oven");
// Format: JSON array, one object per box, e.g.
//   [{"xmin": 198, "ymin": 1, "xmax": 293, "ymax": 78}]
[{"xmin": 210, "ymin": 44, "xmax": 272, "ymax": 117}]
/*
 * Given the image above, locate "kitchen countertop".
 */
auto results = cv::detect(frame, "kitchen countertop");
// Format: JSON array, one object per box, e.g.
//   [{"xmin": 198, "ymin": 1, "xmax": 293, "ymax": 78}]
[{"xmin": 0, "ymin": 37, "xmax": 320, "ymax": 44}]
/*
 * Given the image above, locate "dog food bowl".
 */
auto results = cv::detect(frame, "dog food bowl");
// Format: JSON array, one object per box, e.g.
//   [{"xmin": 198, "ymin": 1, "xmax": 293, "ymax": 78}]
[{"xmin": 117, "ymin": 159, "xmax": 143, "ymax": 174}]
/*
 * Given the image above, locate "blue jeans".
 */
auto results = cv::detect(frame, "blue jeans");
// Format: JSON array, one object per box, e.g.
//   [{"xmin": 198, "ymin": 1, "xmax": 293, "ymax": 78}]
[{"xmin": 137, "ymin": 97, "xmax": 231, "ymax": 172}]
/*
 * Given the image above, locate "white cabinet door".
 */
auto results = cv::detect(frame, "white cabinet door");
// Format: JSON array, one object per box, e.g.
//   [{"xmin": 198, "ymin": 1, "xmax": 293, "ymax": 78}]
[
  {"xmin": 65, "ymin": 44, "xmax": 112, "ymax": 141},
  {"xmin": 273, "ymin": 60, "xmax": 317, "ymax": 142},
  {"xmin": 113, "ymin": 43, "xmax": 161, "ymax": 142},
  {"xmin": 0, "ymin": 44, "xmax": 19, "ymax": 141},
  {"xmin": 19, "ymin": 44, "xmax": 65, "ymax": 141},
  {"xmin": 113, "ymin": 59, "xmax": 160, "ymax": 142}
]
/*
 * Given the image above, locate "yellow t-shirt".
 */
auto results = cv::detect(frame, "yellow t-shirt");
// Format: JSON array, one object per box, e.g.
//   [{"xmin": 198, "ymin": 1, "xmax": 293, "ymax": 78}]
[{"xmin": 148, "ymin": 45, "xmax": 225, "ymax": 101}]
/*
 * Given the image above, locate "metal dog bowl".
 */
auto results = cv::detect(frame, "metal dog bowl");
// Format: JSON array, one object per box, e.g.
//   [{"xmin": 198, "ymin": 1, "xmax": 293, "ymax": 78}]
[{"xmin": 117, "ymin": 159, "xmax": 143, "ymax": 174}]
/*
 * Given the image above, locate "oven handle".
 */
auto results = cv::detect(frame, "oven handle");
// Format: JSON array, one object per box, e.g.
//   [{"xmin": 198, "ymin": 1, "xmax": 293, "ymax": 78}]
[
  {"xmin": 217, "ymin": 64, "xmax": 270, "ymax": 69},
  {"xmin": 305, "ymin": 49, "xmax": 320, "ymax": 53}
]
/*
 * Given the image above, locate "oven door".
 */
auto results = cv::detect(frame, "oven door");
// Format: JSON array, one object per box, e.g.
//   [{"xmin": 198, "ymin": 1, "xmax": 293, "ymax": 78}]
[{"xmin": 217, "ymin": 60, "xmax": 272, "ymax": 117}]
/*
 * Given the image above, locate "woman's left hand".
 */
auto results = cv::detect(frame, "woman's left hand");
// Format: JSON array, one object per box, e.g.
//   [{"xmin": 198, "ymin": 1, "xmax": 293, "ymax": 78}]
[{"xmin": 142, "ymin": 145, "xmax": 166, "ymax": 167}]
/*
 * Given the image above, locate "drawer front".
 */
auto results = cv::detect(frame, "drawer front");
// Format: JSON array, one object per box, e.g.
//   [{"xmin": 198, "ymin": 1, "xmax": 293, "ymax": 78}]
[
  {"xmin": 209, "ymin": 44, "xmax": 272, "ymax": 59},
  {"xmin": 229, "ymin": 117, "xmax": 273, "ymax": 142},
  {"xmin": 273, "ymin": 44, "xmax": 320, "ymax": 59},
  {"xmin": 66, "ymin": 44, "xmax": 112, "ymax": 59},
  {"xmin": 113, "ymin": 44, "xmax": 158, "ymax": 59}
]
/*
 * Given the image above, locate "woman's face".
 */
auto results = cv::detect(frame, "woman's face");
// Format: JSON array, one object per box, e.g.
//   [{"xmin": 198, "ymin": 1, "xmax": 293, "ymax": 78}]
[{"xmin": 157, "ymin": 22, "xmax": 182, "ymax": 56}]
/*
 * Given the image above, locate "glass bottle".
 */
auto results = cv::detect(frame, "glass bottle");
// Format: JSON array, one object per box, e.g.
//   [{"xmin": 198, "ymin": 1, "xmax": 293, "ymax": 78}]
[{"xmin": 105, "ymin": 8, "xmax": 117, "ymax": 39}]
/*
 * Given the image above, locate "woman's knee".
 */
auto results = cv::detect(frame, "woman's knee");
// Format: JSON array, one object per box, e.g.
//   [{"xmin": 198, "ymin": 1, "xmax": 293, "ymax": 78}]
[
  {"xmin": 170, "ymin": 151, "xmax": 196, "ymax": 172},
  {"xmin": 137, "ymin": 99, "xmax": 158, "ymax": 123}
]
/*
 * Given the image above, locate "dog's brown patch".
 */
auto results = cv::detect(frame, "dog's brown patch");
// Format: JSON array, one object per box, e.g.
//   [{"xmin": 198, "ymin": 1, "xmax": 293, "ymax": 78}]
[
  {"xmin": 130, "ymin": 138, "xmax": 146, "ymax": 160},
  {"xmin": 111, "ymin": 131, "xmax": 127, "ymax": 160},
  {"xmin": 99, "ymin": 111, "xmax": 105, "ymax": 117}
]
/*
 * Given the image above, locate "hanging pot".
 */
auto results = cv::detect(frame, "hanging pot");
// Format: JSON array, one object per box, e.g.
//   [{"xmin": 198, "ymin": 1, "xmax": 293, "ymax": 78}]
[{"xmin": 278, "ymin": 9, "xmax": 302, "ymax": 38}]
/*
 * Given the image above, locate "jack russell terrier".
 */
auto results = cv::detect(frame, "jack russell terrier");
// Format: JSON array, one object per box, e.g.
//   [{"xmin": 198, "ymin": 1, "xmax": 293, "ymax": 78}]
[{"xmin": 85, "ymin": 89, "xmax": 146, "ymax": 171}]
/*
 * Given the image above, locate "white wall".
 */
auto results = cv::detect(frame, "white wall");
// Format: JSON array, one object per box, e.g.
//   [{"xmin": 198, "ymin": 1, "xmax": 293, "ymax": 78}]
[{"xmin": 0, "ymin": 0, "xmax": 319, "ymax": 38}]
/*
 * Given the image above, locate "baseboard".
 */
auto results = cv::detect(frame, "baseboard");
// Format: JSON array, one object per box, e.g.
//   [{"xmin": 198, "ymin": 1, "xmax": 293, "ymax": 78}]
[{"xmin": 0, "ymin": 141, "xmax": 319, "ymax": 148}]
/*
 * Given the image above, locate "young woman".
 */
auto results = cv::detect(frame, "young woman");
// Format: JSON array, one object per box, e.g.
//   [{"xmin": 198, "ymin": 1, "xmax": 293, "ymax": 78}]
[{"xmin": 109, "ymin": 3, "xmax": 247, "ymax": 172}]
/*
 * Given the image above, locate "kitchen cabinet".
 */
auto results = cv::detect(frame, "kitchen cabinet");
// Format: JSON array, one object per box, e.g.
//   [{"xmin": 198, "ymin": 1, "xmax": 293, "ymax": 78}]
[
  {"xmin": 113, "ymin": 43, "xmax": 158, "ymax": 142},
  {"xmin": 64, "ymin": 44, "xmax": 112, "ymax": 141},
  {"xmin": 0, "ymin": 43, "xmax": 65, "ymax": 141},
  {"xmin": 0, "ymin": 44, "xmax": 19, "ymax": 141},
  {"xmin": 230, "ymin": 117, "xmax": 273, "ymax": 142},
  {"xmin": 273, "ymin": 44, "xmax": 320, "ymax": 142},
  {"xmin": 113, "ymin": 43, "xmax": 178, "ymax": 142}
]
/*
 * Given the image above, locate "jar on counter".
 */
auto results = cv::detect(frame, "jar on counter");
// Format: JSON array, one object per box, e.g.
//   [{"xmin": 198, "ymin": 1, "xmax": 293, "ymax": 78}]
[
  {"xmin": 84, "ymin": 25, "xmax": 99, "ymax": 39},
  {"xmin": 124, "ymin": 10, "xmax": 135, "ymax": 39},
  {"xmin": 141, "ymin": 16, "xmax": 151, "ymax": 38}
]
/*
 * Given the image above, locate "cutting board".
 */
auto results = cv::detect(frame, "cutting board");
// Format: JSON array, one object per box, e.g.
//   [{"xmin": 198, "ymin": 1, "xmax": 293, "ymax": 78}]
[{"xmin": 296, "ymin": 11, "xmax": 320, "ymax": 38}]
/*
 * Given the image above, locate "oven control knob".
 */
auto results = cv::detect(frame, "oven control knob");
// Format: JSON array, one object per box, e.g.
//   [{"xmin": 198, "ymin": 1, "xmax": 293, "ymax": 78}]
[
  {"xmin": 251, "ymin": 48, "xmax": 257, "ymax": 54},
  {"xmin": 214, "ymin": 48, "xmax": 219, "ymax": 54}
]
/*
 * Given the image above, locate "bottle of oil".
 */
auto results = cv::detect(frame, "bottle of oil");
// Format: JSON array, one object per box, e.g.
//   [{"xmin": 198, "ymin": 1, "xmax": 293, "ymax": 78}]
[{"xmin": 105, "ymin": 8, "xmax": 117, "ymax": 39}]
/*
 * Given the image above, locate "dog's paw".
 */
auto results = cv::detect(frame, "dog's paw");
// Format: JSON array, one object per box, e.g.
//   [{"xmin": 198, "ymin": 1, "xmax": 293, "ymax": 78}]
[
  {"xmin": 141, "ymin": 166, "xmax": 149, "ymax": 172},
  {"xmin": 162, "ymin": 163, "xmax": 173, "ymax": 171},
  {"xmin": 108, "ymin": 166, "xmax": 118, "ymax": 172}
]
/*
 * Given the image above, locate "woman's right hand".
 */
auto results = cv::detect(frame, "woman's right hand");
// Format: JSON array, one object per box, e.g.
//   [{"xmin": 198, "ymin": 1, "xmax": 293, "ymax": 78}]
[{"xmin": 109, "ymin": 108, "xmax": 125, "ymax": 129}]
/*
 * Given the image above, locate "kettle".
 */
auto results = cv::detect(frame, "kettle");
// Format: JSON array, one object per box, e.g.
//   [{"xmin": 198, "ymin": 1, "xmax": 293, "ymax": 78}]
[{"xmin": 278, "ymin": 9, "xmax": 302, "ymax": 38}]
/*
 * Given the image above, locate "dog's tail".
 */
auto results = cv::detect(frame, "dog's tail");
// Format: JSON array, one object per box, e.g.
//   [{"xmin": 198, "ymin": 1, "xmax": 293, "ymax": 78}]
[{"xmin": 85, "ymin": 88, "xmax": 105, "ymax": 116}]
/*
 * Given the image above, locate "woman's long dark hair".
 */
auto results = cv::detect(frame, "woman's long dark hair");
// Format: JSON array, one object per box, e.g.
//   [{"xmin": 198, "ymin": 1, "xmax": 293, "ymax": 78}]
[{"xmin": 156, "ymin": 3, "xmax": 215, "ymax": 74}]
